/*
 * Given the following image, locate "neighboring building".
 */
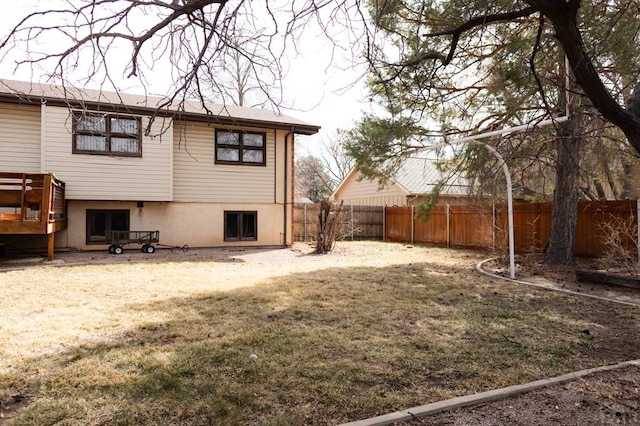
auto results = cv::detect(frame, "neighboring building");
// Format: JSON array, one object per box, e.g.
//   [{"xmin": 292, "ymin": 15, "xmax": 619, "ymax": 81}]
[
  {"xmin": 0, "ymin": 79, "xmax": 320, "ymax": 253},
  {"xmin": 331, "ymin": 157, "xmax": 471, "ymax": 207},
  {"xmin": 295, "ymin": 196, "xmax": 314, "ymax": 204}
]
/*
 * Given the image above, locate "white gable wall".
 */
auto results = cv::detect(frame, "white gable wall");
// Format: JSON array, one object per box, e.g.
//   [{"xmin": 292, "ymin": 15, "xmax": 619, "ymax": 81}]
[{"xmin": 333, "ymin": 169, "xmax": 408, "ymax": 206}]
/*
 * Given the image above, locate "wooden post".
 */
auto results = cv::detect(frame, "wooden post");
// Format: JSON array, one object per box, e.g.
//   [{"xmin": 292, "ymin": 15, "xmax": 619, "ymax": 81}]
[
  {"xmin": 351, "ymin": 204, "xmax": 354, "ymax": 241},
  {"xmin": 411, "ymin": 205, "xmax": 415, "ymax": 244},
  {"xmin": 446, "ymin": 204, "xmax": 451, "ymax": 248},
  {"xmin": 43, "ymin": 174, "xmax": 53, "ymax": 224},
  {"xmin": 47, "ymin": 232, "xmax": 54, "ymax": 261},
  {"xmin": 492, "ymin": 202, "xmax": 496, "ymax": 251},
  {"xmin": 20, "ymin": 173, "xmax": 27, "ymax": 220},
  {"xmin": 383, "ymin": 206, "xmax": 386, "ymax": 242}
]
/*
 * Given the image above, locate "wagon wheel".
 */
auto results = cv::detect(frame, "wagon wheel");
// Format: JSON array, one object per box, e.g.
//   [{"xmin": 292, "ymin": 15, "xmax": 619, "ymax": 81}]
[
  {"xmin": 108, "ymin": 244, "xmax": 117, "ymax": 254},
  {"xmin": 141, "ymin": 244, "xmax": 149, "ymax": 253},
  {"xmin": 113, "ymin": 246, "xmax": 124, "ymax": 255},
  {"xmin": 145, "ymin": 245, "xmax": 155, "ymax": 254}
]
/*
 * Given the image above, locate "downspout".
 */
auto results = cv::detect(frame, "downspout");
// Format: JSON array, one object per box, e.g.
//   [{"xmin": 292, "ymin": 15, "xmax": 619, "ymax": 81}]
[
  {"xmin": 283, "ymin": 127, "xmax": 294, "ymax": 247},
  {"xmin": 407, "ymin": 194, "xmax": 419, "ymax": 205},
  {"xmin": 273, "ymin": 129, "xmax": 277, "ymax": 203}
]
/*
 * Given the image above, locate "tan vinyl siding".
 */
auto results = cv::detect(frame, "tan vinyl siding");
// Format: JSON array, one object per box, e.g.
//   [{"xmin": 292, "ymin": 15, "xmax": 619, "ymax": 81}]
[
  {"xmin": 43, "ymin": 106, "xmax": 173, "ymax": 201},
  {"xmin": 0, "ymin": 104, "xmax": 41, "ymax": 172},
  {"xmin": 173, "ymin": 122, "xmax": 276, "ymax": 203},
  {"xmin": 334, "ymin": 169, "xmax": 408, "ymax": 206}
]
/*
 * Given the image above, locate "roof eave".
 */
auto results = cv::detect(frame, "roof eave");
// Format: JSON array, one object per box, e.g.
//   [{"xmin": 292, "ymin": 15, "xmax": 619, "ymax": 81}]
[
  {"xmin": 0, "ymin": 93, "xmax": 321, "ymax": 135},
  {"xmin": 177, "ymin": 111, "xmax": 321, "ymax": 135}
]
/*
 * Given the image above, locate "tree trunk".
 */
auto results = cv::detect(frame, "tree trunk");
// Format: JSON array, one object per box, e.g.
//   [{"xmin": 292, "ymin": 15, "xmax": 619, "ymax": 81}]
[
  {"xmin": 315, "ymin": 199, "xmax": 344, "ymax": 254},
  {"xmin": 527, "ymin": 0, "xmax": 640, "ymax": 155},
  {"xmin": 544, "ymin": 116, "xmax": 581, "ymax": 265},
  {"xmin": 621, "ymin": 160, "xmax": 640, "ymax": 200}
]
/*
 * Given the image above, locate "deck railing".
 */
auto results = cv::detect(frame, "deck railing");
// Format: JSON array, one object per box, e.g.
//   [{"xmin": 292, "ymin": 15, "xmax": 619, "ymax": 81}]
[{"xmin": 0, "ymin": 172, "xmax": 67, "ymax": 259}]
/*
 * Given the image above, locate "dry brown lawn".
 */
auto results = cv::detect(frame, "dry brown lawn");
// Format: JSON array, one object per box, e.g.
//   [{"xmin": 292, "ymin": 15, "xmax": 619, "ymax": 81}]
[{"xmin": 1, "ymin": 242, "xmax": 639, "ymax": 425}]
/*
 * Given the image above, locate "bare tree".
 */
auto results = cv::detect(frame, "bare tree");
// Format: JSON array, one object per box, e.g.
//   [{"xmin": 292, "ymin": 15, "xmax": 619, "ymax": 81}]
[
  {"xmin": 315, "ymin": 199, "xmax": 343, "ymax": 254},
  {"xmin": 201, "ymin": 31, "xmax": 273, "ymax": 108},
  {"xmin": 320, "ymin": 129, "xmax": 355, "ymax": 188},
  {"xmin": 0, "ymin": 1, "xmax": 366, "ymax": 135},
  {"xmin": 3, "ymin": 1, "xmax": 640, "ymax": 152},
  {"xmin": 295, "ymin": 155, "xmax": 334, "ymax": 202}
]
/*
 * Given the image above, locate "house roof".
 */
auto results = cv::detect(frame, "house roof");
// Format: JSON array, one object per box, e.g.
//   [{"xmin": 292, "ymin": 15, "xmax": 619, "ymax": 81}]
[
  {"xmin": 333, "ymin": 157, "xmax": 471, "ymax": 198},
  {"xmin": 394, "ymin": 157, "xmax": 470, "ymax": 195},
  {"xmin": 0, "ymin": 79, "xmax": 320, "ymax": 135}
]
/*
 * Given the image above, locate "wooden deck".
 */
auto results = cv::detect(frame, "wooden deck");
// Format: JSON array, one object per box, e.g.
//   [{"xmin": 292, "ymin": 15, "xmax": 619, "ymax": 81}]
[{"xmin": 0, "ymin": 172, "xmax": 66, "ymax": 260}]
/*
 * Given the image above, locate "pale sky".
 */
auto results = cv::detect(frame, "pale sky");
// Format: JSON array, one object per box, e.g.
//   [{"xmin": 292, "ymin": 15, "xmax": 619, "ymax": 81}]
[{"xmin": 0, "ymin": 1, "xmax": 371, "ymax": 158}]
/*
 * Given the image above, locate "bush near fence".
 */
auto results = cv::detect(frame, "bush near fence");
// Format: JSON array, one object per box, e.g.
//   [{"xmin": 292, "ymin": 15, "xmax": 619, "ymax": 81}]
[
  {"xmin": 293, "ymin": 203, "xmax": 384, "ymax": 242},
  {"xmin": 385, "ymin": 200, "xmax": 639, "ymax": 257}
]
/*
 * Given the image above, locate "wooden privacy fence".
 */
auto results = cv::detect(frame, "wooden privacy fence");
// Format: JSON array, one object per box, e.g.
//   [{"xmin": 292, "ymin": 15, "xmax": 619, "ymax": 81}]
[
  {"xmin": 385, "ymin": 205, "xmax": 493, "ymax": 248},
  {"xmin": 293, "ymin": 203, "xmax": 384, "ymax": 242},
  {"xmin": 385, "ymin": 200, "xmax": 639, "ymax": 257}
]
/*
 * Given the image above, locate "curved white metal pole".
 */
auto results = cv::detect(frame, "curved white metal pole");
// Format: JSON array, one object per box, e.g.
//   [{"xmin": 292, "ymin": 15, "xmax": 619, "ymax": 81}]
[
  {"xmin": 414, "ymin": 140, "xmax": 516, "ymax": 279},
  {"xmin": 412, "ymin": 117, "xmax": 568, "ymax": 279},
  {"xmin": 482, "ymin": 144, "xmax": 516, "ymax": 280}
]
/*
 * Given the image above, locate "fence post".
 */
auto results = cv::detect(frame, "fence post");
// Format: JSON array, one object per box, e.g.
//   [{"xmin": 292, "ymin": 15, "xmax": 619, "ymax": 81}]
[
  {"xmin": 411, "ymin": 205, "xmax": 415, "ymax": 244},
  {"xmin": 492, "ymin": 202, "xmax": 496, "ymax": 251},
  {"xmin": 446, "ymin": 204, "xmax": 450, "ymax": 248},
  {"xmin": 383, "ymin": 206, "xmax": 386, "ymax": 242},
  {"xmin": 351, "ymin": 204, "xmax": 354, "ymax": 241},
  {"xmin": 303, "ymin": 204, "xmax": 307, "ymax": 242}
]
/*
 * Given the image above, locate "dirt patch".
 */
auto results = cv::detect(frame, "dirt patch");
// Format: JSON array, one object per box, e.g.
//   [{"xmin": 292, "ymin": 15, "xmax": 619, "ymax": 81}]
[
  {"xmin": 0, "ymin": 241, "xmax": 385, "ymax": 270},
  {"xmin": 483, "ymin": 255, "xmax": 640, "ymax": 306},
  {"xmin": 405, "ymin": 365, "xmax": 640, "ymax": 425},
  {"xmin": 0, "ymin": 395, "xmax": 30, "ymax": 424}
]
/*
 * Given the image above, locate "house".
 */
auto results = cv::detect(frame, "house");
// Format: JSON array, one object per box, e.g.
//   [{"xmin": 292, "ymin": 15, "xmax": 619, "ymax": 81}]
[
  {"xmin": 0, "ymin": 79, "xmax": 320, "ymax": 256},
  {"xmin": 331, "ymin": 157, "xmax": 471, "ymax": 207}
]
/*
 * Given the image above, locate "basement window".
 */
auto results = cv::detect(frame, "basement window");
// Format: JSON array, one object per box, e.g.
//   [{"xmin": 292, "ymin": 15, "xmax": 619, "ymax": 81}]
[
  {"xmin": 224, "ymin": 211, "xmax": 257, "ymax": 241},
  {"xmin": 86, "ymin": 209, "xmax": 130, "ymax": 244}
]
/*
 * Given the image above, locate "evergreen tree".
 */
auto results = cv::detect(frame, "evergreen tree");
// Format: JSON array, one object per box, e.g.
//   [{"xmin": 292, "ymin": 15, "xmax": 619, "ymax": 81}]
[{"xmin": 346, "ymin": 0, "xmax": 640, "ymax": 265}]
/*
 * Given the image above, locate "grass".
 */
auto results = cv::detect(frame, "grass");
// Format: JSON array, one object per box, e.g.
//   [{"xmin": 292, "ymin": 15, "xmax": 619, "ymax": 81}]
[{"xmin": 1, "ymin": 242, "xmax": 639, "ymax": 425}]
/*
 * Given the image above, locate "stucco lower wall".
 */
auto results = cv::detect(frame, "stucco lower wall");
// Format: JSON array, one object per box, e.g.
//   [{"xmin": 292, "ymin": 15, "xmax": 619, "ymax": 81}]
[{"xmin": 66, "ymin": 200, "xmax": 289, "ymax": 251}]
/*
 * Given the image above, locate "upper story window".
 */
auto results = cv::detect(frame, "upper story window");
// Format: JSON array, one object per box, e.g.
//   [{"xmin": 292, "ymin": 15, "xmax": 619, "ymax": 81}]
[
  {"xmin": 215, "ymin": 129, "xmax": 266, "ymax": 166},
  {"xmin": 73, "ymin": 112, "xmax": 142, "ymax": 157}
]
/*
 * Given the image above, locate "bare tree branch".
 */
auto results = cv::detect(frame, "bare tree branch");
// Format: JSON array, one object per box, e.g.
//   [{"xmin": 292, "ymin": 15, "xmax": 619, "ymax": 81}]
[{"xmin": 525, "ymin": 0, "xmax": 640, "ymax": 153}]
